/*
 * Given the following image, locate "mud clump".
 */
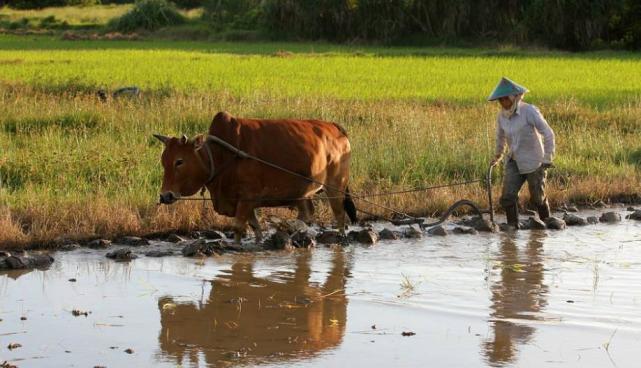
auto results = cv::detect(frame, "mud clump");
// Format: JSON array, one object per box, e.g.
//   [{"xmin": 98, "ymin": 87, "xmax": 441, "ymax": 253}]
[
  {"xmin": 316, "ymin": 230, "xmax": 347, "ymax": 245},
  {"xmin": 291, "ymin": 231, "xmax": 316, "ymax": 248},
  {"xmin": 167, "ymin": 234, "xmax": 187, "ymax": 243},
  {"xmin": 116, "ymin": 236, "xmax": 149, "ymax": 246},
  {"xmin": 72, "ymin": 309, "xmax": 90, "ymax": 317},
  {"xmin": 379, "ymin": 228, "xmax": 401, "ymax": 240},
  {"xmin": 193, "ymin": 230, "xmax": 226, "ymax": 240},
  {"xmin": 144, "ymin": 250, "xmax": 174, "ymax": 257},
  {"xmin": 264, "ymin": 231, "xmax": 294, "ymax": 251},
  {"xmin": 0, "ymin": 253, "xmax": 54, "ymax": 270},
  {"xmin": 277, "ymin": 219, "xmax": 309, "ymax": 235},
  {"xmin": 467, "ymin": 217, "xmax": 499, "ymax": 233},
  {"xmin": 545, "ymin": 217, "xmax": 566, "ymax": 230},
  {"xmin": 626, "ymin": 210, "xmax": 641, "ymax": 221},
  {"xmin": 452, "ymin": 226, "xmax": 478, "ymax": 235},
  {"xmin": 59, "ymin": 243, "xmax": 80, "ymax": 251},
  {"xmin": 403, "ymin": 226, "xmax": 423, "ymax": 239},
  {"xmin": 349, "ymin": 229, "xmax": 378, "ymax": 244},
  {"xmin": 528, "ymin": 217, "xmax": 547, "ymax": 230},
  {"xmin": 600, "ymin": 212, "xmax": 622, "ymax": 223},
  {"xmin": 559, "ymin": 203, "xmax": 579, "ymax": 213},
  {"xmin": 427, "ymin": 225, "xmax": 448, "ymax": 236},
  {"xmin": 87, "ymin": 239, "xmax": 111, "ymax": 249},
  {"xmin": 563, "ymin": 213, "xmax": 588, "ymax": 226},
  {"xmin": 181, "ymin": 239, "xmax": 223, "ymax": 257},
  {"xmin": 106, "ymin": 248, "xmax": 138, "ymax": 261}
]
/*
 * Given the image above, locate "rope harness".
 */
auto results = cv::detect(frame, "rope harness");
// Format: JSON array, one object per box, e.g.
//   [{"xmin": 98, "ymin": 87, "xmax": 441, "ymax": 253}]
[{"xmin": 180, "ymin": 134, "xmax": 497, "ymax": 228}]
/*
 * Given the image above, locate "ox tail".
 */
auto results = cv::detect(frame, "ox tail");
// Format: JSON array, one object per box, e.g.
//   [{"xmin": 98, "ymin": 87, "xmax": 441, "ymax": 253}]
[{"xmin": 343, "ymin": 186, "xmax": 357, "ymax": 223}]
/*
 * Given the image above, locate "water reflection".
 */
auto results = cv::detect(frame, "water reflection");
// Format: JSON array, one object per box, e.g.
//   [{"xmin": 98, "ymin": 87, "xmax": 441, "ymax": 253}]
[
  {"xmin": 157, "ymin": 250, "xmax": 350, "ymax": 367},
  {"xmin": 0, "ymin": 268, "xmax": 35, "ymax": 280},
  {"xmin": 484, "ymin": 231, "xmax": 549, "ymax": 366}
]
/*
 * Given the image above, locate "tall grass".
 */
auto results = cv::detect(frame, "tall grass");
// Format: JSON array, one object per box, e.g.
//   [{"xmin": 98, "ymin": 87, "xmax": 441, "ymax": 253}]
[{"xmin": 0, "ymin": 39, "xmax": 640, "ymax": 247}]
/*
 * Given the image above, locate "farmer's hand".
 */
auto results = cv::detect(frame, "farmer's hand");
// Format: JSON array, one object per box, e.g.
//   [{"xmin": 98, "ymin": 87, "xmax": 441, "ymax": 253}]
[{"xmin": 541, "ymin": 162, "xmax": 555, "ymax": 169}]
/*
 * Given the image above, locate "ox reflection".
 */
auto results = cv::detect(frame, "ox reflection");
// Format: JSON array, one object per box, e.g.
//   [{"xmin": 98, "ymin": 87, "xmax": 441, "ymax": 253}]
[
  {"xmin": 484, "ymin": 231, "xmax": 549, "ymax": 366},
  {"xmin": 157, "ymin": 250, "xmax": 350, "ymax": 366}
]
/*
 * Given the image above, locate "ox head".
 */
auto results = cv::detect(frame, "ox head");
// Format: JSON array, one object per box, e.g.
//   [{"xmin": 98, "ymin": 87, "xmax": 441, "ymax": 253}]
[{"xmin": 154, "ymin": 133, "xmax": 209, "ymax": 204}]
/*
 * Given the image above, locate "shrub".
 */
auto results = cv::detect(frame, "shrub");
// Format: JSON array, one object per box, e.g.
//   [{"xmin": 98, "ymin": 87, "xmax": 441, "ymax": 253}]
[
  {"xmin": 109, "ymin": 0, "xmax": 185, "ymax": 32},
  {"xmin": 202, "ymin": 0, "xmax": 262, "ymax": 31},
  {"xmin": 172, "ymin": 0, "xmax": 204, "ymax": 9}
]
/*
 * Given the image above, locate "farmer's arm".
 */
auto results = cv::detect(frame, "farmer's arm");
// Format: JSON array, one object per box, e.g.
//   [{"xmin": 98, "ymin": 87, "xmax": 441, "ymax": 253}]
[
  {"xmin": 529, "ymin": 106, "xmax": 555, "ymax": 164},
  {"xmin": 493, "ymin": 117, "xmax": 506, "ymax": 164}
]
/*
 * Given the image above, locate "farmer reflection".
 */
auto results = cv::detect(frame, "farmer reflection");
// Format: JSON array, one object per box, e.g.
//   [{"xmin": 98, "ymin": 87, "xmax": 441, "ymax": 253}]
[
  {"xmin": 489, "ymin": 77, "xmax": 556, "ymax": 230},
  {"xmin": 484, "ymin": 231, "xmax": 548, "ymax": 366},
  {"xmin": 157, "ymin": 250, "xmax": 349, "ymax": 366}
]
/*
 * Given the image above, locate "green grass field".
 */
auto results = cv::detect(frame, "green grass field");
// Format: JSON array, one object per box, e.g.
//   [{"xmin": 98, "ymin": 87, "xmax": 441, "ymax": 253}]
[
  {"xmin": 2, "ymin": 35, "xmax": 641, "ymax": 105},
  {"xmin": 1, "ymin": 34, "xmax": 640, "ymax": 246}
]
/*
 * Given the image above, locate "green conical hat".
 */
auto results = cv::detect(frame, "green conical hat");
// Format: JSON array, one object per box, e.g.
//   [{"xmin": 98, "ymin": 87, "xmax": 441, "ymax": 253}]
[{"xmin": 487, "ymin": 77, "xmax": 529, "ymax": 101}]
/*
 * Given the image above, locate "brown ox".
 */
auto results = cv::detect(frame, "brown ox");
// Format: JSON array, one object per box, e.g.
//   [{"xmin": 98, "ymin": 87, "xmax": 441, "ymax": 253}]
[
  {"xmin": 154, "ymin": 111, "xmax": 357, "ymax": 243},
  {"xmin": 157, "ymin": 251, "xmax": 349, "ymax": 366}
]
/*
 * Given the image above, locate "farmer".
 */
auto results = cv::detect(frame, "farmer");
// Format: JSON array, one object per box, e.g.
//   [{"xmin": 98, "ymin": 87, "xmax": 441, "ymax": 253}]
[{"xmin": 489, "ymin": 77, "xmax": 556, "ymax": 229}]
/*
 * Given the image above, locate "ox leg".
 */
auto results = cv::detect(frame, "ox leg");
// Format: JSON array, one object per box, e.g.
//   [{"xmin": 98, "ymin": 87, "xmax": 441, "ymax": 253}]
[
  {"xmin": 296, "ymin": 199, "xmax": 315, "ymax": 224},
  {"xmin": 233, "ymin": 203, "xmax": 253, "ymax": 244},
  {"xmin": 249, "ymin": 209, "xmax": 263, "ymax": 243},
  {"xmin": 325, "ymin": 189, "xmax": 347, "ymax": 235}
]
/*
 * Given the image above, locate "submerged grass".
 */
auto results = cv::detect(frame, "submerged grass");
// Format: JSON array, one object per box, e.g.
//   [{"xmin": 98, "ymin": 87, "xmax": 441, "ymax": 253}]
[{"xmin": 0, "ymin": 39, "xmax": 640, "ymax": 247}]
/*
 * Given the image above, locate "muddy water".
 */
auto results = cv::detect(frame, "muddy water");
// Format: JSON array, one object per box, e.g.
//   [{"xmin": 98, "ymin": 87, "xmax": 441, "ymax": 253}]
[{"xmin": 2, "ymin": 212, "xmax": 641, "ymax": 367}]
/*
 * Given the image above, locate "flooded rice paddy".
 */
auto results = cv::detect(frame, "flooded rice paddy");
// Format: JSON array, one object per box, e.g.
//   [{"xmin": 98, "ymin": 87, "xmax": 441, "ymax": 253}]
[{"xmin": 1, "ymin": 210, "xmax": 641, "ymax": 367}]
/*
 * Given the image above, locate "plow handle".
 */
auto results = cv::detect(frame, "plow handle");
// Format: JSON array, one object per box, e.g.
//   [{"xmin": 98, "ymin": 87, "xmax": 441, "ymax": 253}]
[{"xmin": 487, "ymin": 163, "xmax": 497, "ymax": 224}]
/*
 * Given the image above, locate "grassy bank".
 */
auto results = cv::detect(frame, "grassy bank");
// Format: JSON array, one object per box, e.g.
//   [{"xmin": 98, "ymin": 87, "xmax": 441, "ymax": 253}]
[
  {"xmin": 0, "ymin": 38, "xmax": 640, "ymax": 247},
  {"xmin": 0, "ymin": 4, "xmax": 202, "ymax": 29}
]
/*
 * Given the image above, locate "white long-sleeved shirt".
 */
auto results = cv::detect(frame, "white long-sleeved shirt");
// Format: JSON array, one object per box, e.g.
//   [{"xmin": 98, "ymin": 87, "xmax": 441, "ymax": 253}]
[{"xmin": 495, "ymin": 102, "xmax": 555, "ymax": 174}]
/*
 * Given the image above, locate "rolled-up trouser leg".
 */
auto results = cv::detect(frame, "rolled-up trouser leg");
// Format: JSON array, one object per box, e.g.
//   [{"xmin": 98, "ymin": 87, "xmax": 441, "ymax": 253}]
[
  {"xmin": 527, "ymin": 166, "xmax": 550, "ymax": 220},
  {"xmin": 500, "ymin": 160, "xmax": 527, "ymax": 227}
]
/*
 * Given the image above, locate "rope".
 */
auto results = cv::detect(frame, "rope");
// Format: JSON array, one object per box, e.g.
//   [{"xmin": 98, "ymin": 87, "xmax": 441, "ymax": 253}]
[
  {"xmin": 177, "ymin": 179, "xmax": 483, "ymax": 202},
  {"xmin": 201, "ymin": 135, "xmax": 415, "ymax": 220},
  {"xmin": 176, "ymin": 135, "xmax": 494, "ymax": 224}
]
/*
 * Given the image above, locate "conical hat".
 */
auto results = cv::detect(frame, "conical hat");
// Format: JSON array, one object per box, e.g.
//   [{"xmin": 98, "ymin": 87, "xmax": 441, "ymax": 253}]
[{"xmin": 487, "ymin": 77, "xmax": 529, "ymax": 101}]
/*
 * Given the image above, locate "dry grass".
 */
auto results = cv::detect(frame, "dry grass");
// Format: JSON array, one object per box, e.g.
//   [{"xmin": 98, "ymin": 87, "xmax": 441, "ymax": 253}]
[{"xmin": 0, "ymin": 87, "xmax": 639, "ymax": 248}]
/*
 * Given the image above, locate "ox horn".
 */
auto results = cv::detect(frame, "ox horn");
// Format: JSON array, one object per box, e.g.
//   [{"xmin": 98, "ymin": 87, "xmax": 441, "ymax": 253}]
[
  {"xmin": 153, "ymin": 134, "xmax": 170, "ymax": 145},
  {"xmin": 181, "ymin": 134, "xmax": 188, "ymax": 143}
]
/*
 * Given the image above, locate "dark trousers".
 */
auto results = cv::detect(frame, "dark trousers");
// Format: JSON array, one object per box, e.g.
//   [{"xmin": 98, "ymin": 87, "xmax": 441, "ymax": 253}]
[{"xmin": 499, "ymin": 159, "xmax": 548, "ymax": 209}]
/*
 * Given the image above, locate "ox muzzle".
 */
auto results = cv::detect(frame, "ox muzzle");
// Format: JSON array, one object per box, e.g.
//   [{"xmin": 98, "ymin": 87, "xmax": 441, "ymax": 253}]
[{"xmin": 159, "ymin": 191, "xmax": 179, "ymax": 205}]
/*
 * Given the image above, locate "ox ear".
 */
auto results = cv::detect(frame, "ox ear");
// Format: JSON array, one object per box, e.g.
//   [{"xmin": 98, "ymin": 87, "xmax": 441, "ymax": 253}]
[
  {"xmin": 153, "ymin": 134, "xmax": 170, "ymax": 145},
  {"xmin": 193, "ymin": 134, "xmax": 206, "ymax": 151}
]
